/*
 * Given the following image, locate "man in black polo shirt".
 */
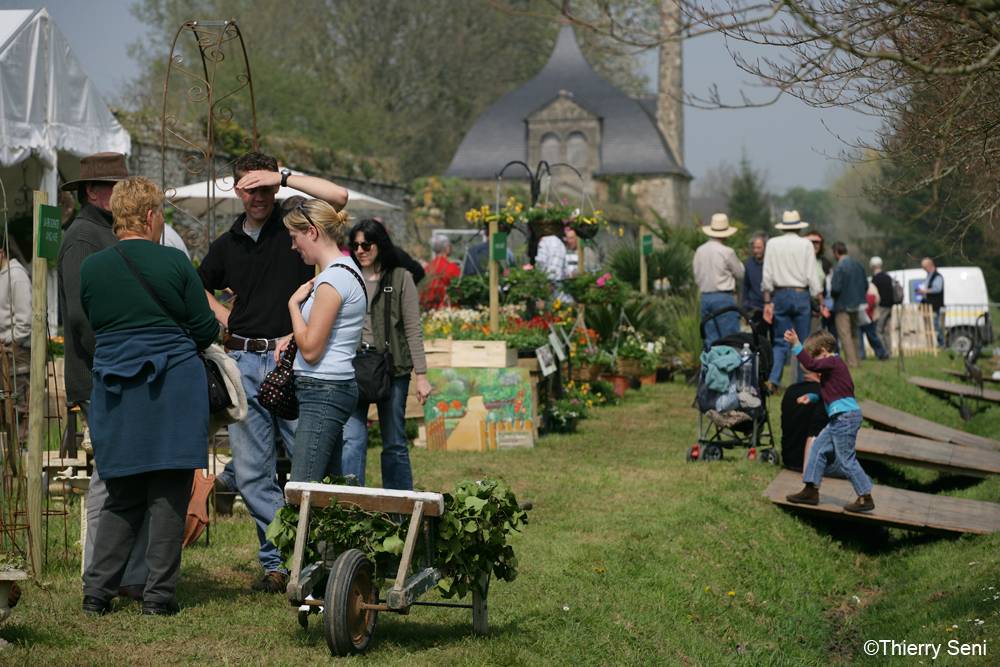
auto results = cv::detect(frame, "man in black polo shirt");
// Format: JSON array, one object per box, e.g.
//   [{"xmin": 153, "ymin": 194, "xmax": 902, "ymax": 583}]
[{"xmin": 198, "ymin": 152, "xmax": 348, "ymax": 593}]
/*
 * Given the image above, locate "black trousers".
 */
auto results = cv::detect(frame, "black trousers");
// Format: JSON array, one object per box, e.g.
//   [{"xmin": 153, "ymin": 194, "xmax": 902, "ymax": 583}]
[{"xmin": 82, "ymin": 469, "xmax": 193, "ymax": 605}]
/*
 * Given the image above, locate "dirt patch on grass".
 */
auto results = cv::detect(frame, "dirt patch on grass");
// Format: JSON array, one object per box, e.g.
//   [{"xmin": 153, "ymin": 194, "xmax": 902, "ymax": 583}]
[{"xmin": 824, "ymin": 586, "xmax": 882, "ymax": 662}]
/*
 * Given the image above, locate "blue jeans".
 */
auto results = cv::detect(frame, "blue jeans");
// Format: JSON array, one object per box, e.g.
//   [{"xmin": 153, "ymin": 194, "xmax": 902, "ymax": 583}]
[
  {"xmin": 803, "ymin": 410, "xmax": 872, "ymax": 496},
  {"xmin": 227, "ymin": 350, "xmax": 297, "ymax": 573},
  {"xmin": 769, "ymin": 289, "xmax": 812, "ymax": 386},
  {"xmin": 700, "ymin": 292, "xmax": 739, "ymax": 348},
  {"xmin": 857, "ymin": 322, "xmax": 888, "ymax": 360},
  {"xmin": 342, "ymin": 375, "xmax": 413, "ymax": 490},
  {"xmin": 933, "ymin": 308, "xmax": 945, "ymax": 347},
  {"xmin": 291, "ymin": 375, "xmax": 358, "ymax": 482}
]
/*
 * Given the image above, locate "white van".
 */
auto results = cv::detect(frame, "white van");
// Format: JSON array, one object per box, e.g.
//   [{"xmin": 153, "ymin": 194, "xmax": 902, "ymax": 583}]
[{"xmin": 886, "ymin": 266, "xmax": 993, "ymax": 352}]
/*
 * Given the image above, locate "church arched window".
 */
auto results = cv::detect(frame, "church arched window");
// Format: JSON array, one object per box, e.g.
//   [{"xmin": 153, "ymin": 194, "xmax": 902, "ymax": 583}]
[
  {"xmin": 567, "ymin": 132, "xmax": 588, "ymax": 171},
  {"xmin": 540, "ymin": 132, "xmax": 560, "ymax": 165}
]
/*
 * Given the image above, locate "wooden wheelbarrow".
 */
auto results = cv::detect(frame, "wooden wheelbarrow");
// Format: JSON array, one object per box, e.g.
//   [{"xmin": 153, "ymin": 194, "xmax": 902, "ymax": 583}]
[{"xmin": 283, "ymin": 481, "xmax": 489, "ymax": 656}]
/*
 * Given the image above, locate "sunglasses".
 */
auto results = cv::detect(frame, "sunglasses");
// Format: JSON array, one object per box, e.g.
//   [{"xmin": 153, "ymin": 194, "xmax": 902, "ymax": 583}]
[
  {"xmin": 295, "ymin": 202, "xmax": 317, "ymax": 230},
  {"xmin": 351, "ymin": 241, "xmax": 374, "ymax": 252}
]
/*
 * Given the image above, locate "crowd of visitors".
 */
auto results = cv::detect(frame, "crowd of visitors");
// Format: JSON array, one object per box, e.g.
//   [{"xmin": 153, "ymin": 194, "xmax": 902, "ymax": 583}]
[{"xmin": 694, "ymin": 208, "xmax": 944, "ymax": 392}]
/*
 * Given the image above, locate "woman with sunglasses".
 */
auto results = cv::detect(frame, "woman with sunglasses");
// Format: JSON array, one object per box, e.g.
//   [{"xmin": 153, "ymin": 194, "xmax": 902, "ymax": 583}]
[
  {"xmin": 805, "ymin": 231, "xmax": 834, "ymax": 334},
  {"xmin": 342, "ymin": 219, "xmax": 432, "ymax": 490},
  {"xmin": 280, "ymin": 200, "xmax": 368, "ymax": 482}
]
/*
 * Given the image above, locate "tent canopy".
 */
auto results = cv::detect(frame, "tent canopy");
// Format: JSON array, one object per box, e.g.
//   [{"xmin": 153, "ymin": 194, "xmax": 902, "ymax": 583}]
[
  {"xmin": 168, "ymin": 173, "xmax": 399, "ymax": 221},
  {"xmin": 0, "ymin": 9, "xmax": 130, "ymax": 170}
]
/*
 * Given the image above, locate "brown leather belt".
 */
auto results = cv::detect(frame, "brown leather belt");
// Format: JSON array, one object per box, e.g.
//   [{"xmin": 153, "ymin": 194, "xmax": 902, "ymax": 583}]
[
  {"xmin": 775, "ymin": 286, "xmax": 807, "ymax": 292},
  {"xmin": 223, "ymin": 334, "xmax": 279, "ymax": 352}
]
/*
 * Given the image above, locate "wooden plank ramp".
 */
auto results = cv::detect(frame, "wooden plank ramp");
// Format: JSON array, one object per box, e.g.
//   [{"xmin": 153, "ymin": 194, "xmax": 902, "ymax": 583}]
[
  {"xmin": 765, "ymin": 469, "xmax": 1000, "ymax": 535},
  {"xmin": 909, "ymin": 376, "xmax": 1000, "ymax": 403},
  {"xmin": 943, "ymin": 369, "xmax": 1000, "ymax": 385},
  {"xmin": 859, "ymin": 400, "xmax": 1000, "ymax": 452},
  {"xmin": 856, "ymin": 429, "xmax": 1000, "ymax": 478}
]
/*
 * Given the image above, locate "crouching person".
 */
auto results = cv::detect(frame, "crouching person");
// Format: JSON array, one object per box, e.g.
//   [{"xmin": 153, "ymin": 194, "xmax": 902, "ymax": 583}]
[{"xmin": 81, "ymin": 177, "xmax": 220, "ymax": 616}]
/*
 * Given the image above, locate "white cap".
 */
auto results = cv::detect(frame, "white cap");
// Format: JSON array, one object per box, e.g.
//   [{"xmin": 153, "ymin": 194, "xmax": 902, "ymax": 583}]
[{"xmin": 869, "ymin": 256, "xmax": 883, "ymax": 267}]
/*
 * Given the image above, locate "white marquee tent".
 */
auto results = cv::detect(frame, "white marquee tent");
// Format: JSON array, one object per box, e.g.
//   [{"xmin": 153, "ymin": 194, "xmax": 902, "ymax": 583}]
[{"xmin": 0, "ymin": 8, "xmax": 131, "ymax": 206}]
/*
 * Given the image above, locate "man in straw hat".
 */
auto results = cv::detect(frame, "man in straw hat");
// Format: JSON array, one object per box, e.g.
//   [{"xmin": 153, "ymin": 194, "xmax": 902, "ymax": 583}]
[
  {"xmin": 761, "ymin": 210, "xmax": 824, "ymax": 390},
  {"xmin": 57, "ymin": 152, "xmax": 149, "ymax": 602},
  {"xmin": 693, "ymin": 213, "xmax": 744, "ymax": 347}
]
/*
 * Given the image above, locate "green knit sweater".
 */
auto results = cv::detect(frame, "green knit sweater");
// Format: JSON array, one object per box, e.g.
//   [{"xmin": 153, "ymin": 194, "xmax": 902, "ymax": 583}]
[{"xmin": 80, "ymin": 239, "xmax": 219, "ymax": 348}]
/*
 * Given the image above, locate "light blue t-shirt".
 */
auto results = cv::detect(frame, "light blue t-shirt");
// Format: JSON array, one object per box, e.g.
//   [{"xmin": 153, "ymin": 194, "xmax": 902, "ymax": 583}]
[{"xmin": 293, "ymin": 256, "xmax": 367, "ymax": 380}]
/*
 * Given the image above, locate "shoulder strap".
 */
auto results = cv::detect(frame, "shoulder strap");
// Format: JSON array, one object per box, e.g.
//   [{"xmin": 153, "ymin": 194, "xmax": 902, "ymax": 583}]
[
  {"xmin": 379, "ymin": 270, "xmax": 393, "ymax": 348},
  {"xmin": 331, "ymin": 262, "xmax": 369, "ymax": 312},
  {"xmin": 113, "ymin": 245, "xmax": 189, "ymax": 335}
]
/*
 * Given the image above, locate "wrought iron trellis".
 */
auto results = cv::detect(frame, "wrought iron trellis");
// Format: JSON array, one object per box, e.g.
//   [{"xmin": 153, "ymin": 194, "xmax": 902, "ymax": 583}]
[{"xmin": 160, "ymin": 19, "xmax": 259, "ymax": 249}]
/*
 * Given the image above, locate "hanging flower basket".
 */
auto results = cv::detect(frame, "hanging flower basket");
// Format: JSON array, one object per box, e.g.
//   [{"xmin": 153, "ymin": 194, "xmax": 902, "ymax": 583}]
[
  {"xmin": 465, "ymin": 197, "xmax": 524, "ymax": 234},
  {"xmin": 615, "ymin": 357, "xmax": 644, "ymax": 378},
  {"xmin": 572, "ymin": 221, "xmax": 600, "ymax": 239},
  {"xmin": 571, "ymin": 209, "xmax": 605, "ymax": 240}
]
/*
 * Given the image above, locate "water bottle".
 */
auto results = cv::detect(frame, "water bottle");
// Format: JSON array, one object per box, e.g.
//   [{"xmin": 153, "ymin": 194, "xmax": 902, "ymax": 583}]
[{"xmin": 738, "ymin": 343, "xmax": 754, "ymax": 392}]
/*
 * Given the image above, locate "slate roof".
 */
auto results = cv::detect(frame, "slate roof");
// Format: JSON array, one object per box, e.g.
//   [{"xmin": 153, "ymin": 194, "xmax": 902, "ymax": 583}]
[{"xmin": 445, "ymin": 26, "xmax": 689, "ymax": 180}]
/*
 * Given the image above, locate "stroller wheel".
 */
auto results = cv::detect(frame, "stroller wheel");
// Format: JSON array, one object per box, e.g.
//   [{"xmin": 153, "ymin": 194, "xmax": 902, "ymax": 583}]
[
  {"xmin": 702, "ymin": 444, "xmax": 723, "ymax": 461},
  {"xmin": 759, "ymin": 448, "xmax": 779, "ymax": 465},
  {"xmin": 686, "ymin": 445, "xmax": 700, "ymax": 462}
]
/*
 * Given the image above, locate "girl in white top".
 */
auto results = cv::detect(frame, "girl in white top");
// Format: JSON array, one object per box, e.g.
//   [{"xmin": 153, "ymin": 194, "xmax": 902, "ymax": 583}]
[{"xmin": 279, "ymin": 200, "xmax": 367, "ymax": 482}]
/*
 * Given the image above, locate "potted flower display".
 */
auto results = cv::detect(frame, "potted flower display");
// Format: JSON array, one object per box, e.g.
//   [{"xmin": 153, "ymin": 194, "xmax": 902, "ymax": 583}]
[
  {"xmin": 464, "ymin": 196, "xmax": 524, "ymax": 233},
  {"xmin": 524, "ymin": 202, "xmax": 574, "ymax": 238}
]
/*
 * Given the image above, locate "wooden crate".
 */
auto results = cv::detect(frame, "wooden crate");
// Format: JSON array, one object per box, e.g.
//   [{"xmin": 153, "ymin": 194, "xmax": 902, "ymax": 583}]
[
  {"xmin": 424, "ymin": 339, "xmax": 452, "ymax": 369},
  {"xmin": 450, "ymin": 340, "xmax": 517, "ymax": 368}
]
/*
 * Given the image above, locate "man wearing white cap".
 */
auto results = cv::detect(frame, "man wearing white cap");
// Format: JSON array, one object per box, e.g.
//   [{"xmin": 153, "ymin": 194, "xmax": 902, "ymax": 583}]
[
  {"xmin": 693, "ymin": 213, "xmax": 744, "ymax": 347},
  {"xmin": 761, "ymin": 211, "xmax": 824, "ymax": 389}
]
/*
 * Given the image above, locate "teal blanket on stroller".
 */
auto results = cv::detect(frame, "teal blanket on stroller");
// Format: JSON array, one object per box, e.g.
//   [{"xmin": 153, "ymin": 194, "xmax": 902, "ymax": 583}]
[{"xmin": 699, "ymin": 346, "xmax": 741, "ymax": 392}]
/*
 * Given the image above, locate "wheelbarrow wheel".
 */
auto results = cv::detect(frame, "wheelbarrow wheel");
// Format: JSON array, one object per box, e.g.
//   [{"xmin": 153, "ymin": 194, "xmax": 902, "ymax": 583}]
[
  {"xmin": 472, "ymin": 573, "xmax": 490, "ymax": 635},
  {"xmin": 324, "ymin": 549, "xmax": 378, "ymax": 656}
]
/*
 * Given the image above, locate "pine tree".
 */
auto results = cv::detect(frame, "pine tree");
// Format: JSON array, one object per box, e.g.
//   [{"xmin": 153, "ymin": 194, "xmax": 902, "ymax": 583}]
[{"xmin": 727, "ymin": 155, "xmax": 771, "ymax": 231}]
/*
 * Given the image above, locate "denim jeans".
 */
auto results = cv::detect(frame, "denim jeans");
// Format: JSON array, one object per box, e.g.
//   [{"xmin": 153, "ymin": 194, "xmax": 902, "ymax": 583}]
[
  {"xmin": 700, "ymin": 292, "xmax": 739, "ymax": 349},
  {"xmin": 291, "ymin": 375, "xmax": 358, "ymax": 482},
  {"xmin": 802, "ymin": 410, "xmax": 872, "ymax": 496},
  {"xmin": 857, "ymin": 322, "xmax": 888, "ymax": 360},
  {"xmin": 769, "ymin": 289, "xmax": 812, "ymax": 386},
  {"xmin": 227, "ymin": 350, "xmax": 297, "ymax": 573},
  {"xmin": 933, "ymin": 308, "xmax": 945, "ymax": 347},
  {"xmin": 342, "ymin": 375, "xmax": 413, "ymax": 490}
]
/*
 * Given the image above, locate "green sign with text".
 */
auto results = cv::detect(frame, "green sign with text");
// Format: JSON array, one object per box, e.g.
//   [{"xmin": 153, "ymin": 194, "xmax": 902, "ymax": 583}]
[
  {"xmin": 641, "ymin": 234, "xmax": 654, "ymax": 256},
  {"xmin": 491, "ymin": 231, "xmax": 508, "ymax": 261},
  {"xmin": 37, "ymin": 204, "xmax": 62, "ymax": 261}
]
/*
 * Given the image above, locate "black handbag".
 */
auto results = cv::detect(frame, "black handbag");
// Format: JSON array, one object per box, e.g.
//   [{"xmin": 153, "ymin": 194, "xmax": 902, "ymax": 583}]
[
  {"xmin": 113, "ymin": 246, "xmax": 231, "ymax": 414},
  {"xmin": 338, "ymin": 265, "xmax": 393, "ymax": 404},
  {"xmin": 258, "ymin": 339, "xmax": 299, "ymax": 420}
]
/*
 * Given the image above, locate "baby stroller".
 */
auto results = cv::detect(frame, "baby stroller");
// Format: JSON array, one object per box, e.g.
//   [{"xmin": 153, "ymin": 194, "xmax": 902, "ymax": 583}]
[{"xmin": 688, "ymin": 305, "xmax": 777, "ymax": 463}]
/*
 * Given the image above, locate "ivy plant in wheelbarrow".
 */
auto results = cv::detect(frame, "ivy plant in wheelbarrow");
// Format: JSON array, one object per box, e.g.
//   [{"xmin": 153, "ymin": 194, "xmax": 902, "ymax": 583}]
[{"xmin": 266, "ymin": 478, "xmax": 529, "ymax": 656}]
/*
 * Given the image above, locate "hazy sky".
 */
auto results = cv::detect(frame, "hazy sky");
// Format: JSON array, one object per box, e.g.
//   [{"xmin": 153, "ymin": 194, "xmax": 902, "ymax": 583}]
[{"xmin": 4, "ymin": 0, "xmax": 879, "ymax": 191}]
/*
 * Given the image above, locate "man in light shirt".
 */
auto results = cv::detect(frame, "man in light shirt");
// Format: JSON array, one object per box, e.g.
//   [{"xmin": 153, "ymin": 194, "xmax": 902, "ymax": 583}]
[
  {"xmin": 693, "ymin": 213, "xmax": 744, "ymax": 347},
  {"xmin": 761, "ymin": 210, "xmax": 824, "ymax": 388}
]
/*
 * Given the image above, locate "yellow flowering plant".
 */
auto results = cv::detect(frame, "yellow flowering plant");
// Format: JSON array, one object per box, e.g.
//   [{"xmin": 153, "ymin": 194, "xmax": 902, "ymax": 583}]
[{"xmin": 464, "ymin": 196, "xmax": 524, "ymax": 232}]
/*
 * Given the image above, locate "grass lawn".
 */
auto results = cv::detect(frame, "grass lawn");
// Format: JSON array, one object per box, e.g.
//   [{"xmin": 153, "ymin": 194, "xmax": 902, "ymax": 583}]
[{"xmin": 3, "ymin": 353, "xmax": 1000, "ymax": 665}]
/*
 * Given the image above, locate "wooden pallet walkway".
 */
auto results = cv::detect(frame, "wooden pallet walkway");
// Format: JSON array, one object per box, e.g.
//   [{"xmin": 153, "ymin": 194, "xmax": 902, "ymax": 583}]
[
  {"xmin": 909, "ymin": 376, "xmax": 1000, "ymax": 403},
  {"xmin": 859, "ymin": 400, "xmax": 1000, "ymax": 451},
  {"xmin": 943, "ymin": 369, "xmax": 1000, "ymax": 384},
  {"xmin": 856, "ymin": 429, "xmax": 1000, "ymax": 478},
  {"xmin": 764, "ymin": 469, "xmax": 1000, "ymax": 535}
]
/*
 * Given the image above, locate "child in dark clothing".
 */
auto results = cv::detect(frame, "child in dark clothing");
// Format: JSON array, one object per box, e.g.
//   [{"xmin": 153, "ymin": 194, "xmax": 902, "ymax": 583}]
[{"xmin": 783, "ymin": 329, "xmax": 875, "ymax": 513}]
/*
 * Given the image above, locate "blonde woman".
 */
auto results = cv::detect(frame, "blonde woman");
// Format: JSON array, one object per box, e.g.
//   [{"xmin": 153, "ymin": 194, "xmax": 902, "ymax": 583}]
[
  {"xmin": 80, "ymin": 177, "xmax": 218, "ymax": 616},
  {"xmin": 279, "ymin": 200, "xmax": 367, "ymax": 482}
]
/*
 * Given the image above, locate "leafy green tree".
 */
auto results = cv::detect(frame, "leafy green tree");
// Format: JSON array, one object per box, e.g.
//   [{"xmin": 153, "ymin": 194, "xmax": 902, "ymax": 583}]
[
  {"xmin": 727, "ymin": 155, "xmax": 770, "ymax": 231},
  {"xmin": 128, "ymin": 0, "xmax": 645, "ymax": 180}
]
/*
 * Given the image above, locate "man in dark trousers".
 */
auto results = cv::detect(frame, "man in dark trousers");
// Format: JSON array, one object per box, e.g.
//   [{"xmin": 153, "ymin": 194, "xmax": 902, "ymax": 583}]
[
  {"xmin": 829, "ymin": 242, "xmax": 868, "ymax": 368},
  {"xmin": 199, "ymin": 152, "xmax": 348, "ymax": 593},
  {"xmin": 869, "ymin": 256, "xmax": 895, "ymax": 355},
  {"xmin": 58, "ymin": 153, "xmax": 147, "ymax": 601},
  {"xmin": 780, "ymin": 367, "xmax": 829, "ymax": 471},
  {"xmin": 742, "ymin": 232, "xmax": 767, "ymax": 319},
  {"xmin": 918, "ymin": 256, "xmax": 945, "ymax": 347}
]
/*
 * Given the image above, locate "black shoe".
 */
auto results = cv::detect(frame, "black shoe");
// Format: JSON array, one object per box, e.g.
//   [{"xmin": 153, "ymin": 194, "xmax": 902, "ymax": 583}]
[
  {"xmin": 251, "ymin": 570, "xmax": 289, "ymax": 594},
  {"xmin": 141, "ymin": 599, "xmax": 180, "ymax": 616},
  {"xmin": 82, "ymin": 595, "xmax": 112, "ymax": 616},
  {"xmin": 213, "ymin": 478, "xmax": 235, "ymax": 516}
]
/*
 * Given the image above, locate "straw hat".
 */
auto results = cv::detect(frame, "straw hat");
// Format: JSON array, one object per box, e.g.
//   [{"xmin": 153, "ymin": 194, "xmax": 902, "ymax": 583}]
[
  {"xmin": 775, "ymin": 210, "xmax": 809, "ymax": 231},
  {"xmin": 702, "ymin": 213, "xmax": 738, "ymax": 238},
  {"xmin": 60, "ymin": 152, "xmax": 129, "ymax": 191}
]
